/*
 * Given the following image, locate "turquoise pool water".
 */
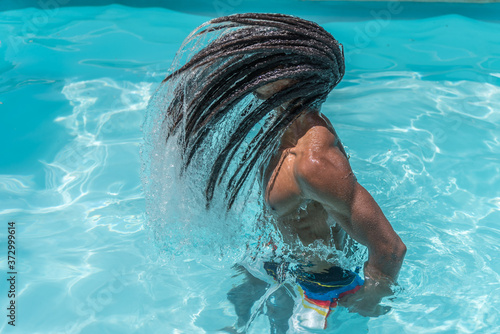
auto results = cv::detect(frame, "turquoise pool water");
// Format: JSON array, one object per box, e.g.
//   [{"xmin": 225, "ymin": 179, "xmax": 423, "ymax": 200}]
[{"xmin": 1, "ymin": 3, "xmax": 499, "ymax": 333}]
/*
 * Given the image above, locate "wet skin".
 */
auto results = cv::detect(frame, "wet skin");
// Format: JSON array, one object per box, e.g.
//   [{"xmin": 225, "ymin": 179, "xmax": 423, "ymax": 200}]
[{"xmin": 256, "ymin": 80, "xmax": 407, "ymax": 316}]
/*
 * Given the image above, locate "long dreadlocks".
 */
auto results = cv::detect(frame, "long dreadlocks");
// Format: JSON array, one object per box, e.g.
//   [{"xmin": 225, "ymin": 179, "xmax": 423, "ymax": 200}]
[{"xmin": 155, "ymin": 13, "xmax": 345, "ymax": 210}]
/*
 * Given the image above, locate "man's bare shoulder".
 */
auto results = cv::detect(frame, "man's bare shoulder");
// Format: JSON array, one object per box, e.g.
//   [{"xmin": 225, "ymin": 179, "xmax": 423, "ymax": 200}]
[
  {"xmin": 294, "ymin": 124, "xmax": 349, "ymax": 175},
  {"xmin": 295, "ymin": 126, "xmax": 336, "ymax": 152},
  {"xmin": 293, "ymin": 120, "xmax": 354, "ymax": 204},
  {"xmin": 265, "ymin": 112, "xmax": 352, "ymax": 213},
  {"xmin": 292, "ymin": 112, "xmax": 342, "ymax": 154}
]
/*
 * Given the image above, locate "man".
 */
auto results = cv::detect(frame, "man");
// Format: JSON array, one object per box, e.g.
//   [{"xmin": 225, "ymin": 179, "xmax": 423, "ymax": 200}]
[
  {"xmin": 256, "ymin": 79, "xmax": 406, "ymax": 318},
  {"xmin": 224, "ymin": 80, "xmax": 406, "ymax": 331},
  {"xmin": 151, "ymin": 12, "xmax": 406, "ymax": 332}
]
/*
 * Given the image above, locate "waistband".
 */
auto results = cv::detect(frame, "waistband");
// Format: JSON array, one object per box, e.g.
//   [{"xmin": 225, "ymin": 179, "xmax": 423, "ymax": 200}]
[{"xmin": 263, "ymin": 262, "xmax": 364, "ymax": 301}]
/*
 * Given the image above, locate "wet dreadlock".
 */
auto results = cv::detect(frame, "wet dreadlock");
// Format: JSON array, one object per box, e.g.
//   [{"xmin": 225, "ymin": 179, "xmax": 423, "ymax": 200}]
[{"xmin": 158, "ymin": 13, "xmax": 345, "ymax": 210}]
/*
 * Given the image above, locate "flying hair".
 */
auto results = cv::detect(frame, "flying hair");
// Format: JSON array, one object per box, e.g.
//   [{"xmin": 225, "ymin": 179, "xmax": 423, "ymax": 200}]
[{"xmin": 153, "ymin": 13, "xmax": 345, "ymax": 210}]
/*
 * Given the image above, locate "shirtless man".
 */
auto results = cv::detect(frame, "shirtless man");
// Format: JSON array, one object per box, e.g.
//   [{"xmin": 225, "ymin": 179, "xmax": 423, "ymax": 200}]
[
  {"xmin": 154, "ymin": 12, "xmax": 407, "ymax": 331},
  {"xmin": 256, "ymin": 79, "xmax": 407, "ymax": 317}
]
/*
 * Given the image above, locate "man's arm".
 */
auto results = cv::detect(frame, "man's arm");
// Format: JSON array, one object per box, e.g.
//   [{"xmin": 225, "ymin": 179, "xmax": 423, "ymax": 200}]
[{"xmin": 295, "ymin": 127, "xmax": 406, "ymax": 314}]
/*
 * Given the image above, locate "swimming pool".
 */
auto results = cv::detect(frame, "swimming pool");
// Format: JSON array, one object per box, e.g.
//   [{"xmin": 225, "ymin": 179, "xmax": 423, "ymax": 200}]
[{"xmin": 1, "ymin": 2, "xmax": 499, "ymax": 333}]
